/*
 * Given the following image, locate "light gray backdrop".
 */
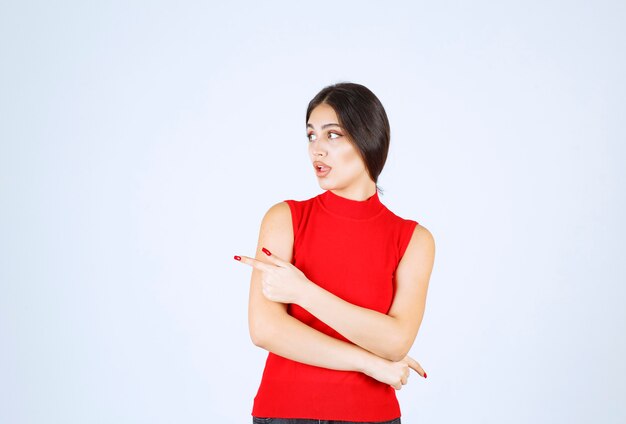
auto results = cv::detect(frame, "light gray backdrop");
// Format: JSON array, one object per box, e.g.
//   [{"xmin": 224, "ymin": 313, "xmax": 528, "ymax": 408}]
[{"xmin": 1, "ymin": 1, "xmax": 624, "ymax": 423}]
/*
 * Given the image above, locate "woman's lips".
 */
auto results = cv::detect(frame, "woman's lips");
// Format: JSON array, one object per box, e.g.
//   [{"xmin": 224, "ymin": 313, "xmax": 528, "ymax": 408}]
[
  {"xmin": 315, "ymin": 166, "xmax": 331, "ymax": 177},
  {"xmin": 314, "ymin": 162, "xmax": 331, "ymax": 177}
]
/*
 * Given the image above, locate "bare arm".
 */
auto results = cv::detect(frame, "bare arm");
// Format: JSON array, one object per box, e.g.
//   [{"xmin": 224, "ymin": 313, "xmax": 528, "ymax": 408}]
[
  {"xmin": 296, "ymin": 224, "xmax": 435, "ymax": 361},
  {"xmin": 246, "ymin": 202, "xmax": 385, "ymax": 375}
]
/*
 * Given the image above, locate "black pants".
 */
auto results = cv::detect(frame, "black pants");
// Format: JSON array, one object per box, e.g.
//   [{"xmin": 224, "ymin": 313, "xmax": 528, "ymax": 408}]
[{"xmin": 252, "ymin": 417, "xmax": 401, "ymax": 424}]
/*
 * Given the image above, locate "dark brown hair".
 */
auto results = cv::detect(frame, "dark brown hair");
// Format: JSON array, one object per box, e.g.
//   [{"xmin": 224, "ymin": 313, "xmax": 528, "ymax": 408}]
[{"xmin": 306, "ymin": 82, "xmax": 391, "ymax": 194}]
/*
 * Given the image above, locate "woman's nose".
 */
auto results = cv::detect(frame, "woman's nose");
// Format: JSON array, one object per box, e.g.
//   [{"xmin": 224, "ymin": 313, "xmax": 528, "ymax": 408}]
[{"xmin": 311, "ymin": 142, "xmax": 327, "ymax": 156}]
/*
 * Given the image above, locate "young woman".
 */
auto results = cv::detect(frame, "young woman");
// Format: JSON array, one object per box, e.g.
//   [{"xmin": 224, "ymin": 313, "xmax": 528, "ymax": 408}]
[{"xmin": 234, "ymin": 82, "xmax": 435, "ymax": 424}]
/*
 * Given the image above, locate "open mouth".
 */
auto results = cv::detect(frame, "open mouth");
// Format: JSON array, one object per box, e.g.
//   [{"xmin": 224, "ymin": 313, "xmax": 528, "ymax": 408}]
[{"xmin": 315, "ymin": 165, "xmax": 331, "ymax": 176}]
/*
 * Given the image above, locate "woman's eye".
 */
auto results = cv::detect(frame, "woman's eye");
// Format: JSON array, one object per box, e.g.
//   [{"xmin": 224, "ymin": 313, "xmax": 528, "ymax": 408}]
[{"xmin": 307, "ymin": 132, "xmax": 340, "ymax": 142}]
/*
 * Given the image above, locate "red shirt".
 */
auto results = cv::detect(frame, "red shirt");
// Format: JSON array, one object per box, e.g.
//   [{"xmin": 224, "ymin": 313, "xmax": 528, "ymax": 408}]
[{"xmin": 252, "ymin": 189, "xmax": 418, "ymax": 421}]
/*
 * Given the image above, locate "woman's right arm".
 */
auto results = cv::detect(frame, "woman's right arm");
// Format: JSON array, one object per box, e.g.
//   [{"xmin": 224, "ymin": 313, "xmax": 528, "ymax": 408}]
[{"xmin": 246, "ymin": 202, "xmax": 420, "ymax": 388}]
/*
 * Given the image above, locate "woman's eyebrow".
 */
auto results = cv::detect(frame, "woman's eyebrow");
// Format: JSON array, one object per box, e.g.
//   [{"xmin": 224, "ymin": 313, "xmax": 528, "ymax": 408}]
[{"xmin": 306, "ymin": 123, "xmax": 342, "ymax": 129}]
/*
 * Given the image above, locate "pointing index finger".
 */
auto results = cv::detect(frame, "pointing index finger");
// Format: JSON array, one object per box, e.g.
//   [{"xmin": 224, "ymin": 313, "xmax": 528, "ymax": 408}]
[
  {"xmin": 260, "ymin": 247, "xmax": 289, "ymax": 268},
  {"xmin": 405, "ymin": 355, "xmax": 426, "ymax": 378},
  {"xmin": 237, "ymin": 255, "xmax": 273, "ymax": 272}
]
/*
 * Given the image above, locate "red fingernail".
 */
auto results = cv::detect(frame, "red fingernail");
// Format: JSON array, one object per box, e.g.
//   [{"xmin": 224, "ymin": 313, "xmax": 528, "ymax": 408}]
[
  {"xmin": 262, "ymin": 247, "xmax": 271, "ymax": 256},
  {"xmin": 424, "ymin": 372, "xmax": 427, "ymax": 378},
  {"xmin": 234, "ymin": 255, "xmax": 241, "ymax": 261}
]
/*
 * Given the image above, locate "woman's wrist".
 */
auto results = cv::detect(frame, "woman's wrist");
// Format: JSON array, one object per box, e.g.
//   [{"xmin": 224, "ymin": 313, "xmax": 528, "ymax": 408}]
[
  {"xmin": 297, "ymin": 278, "xmax": 318, "ymax": 309},
  {"xmin": 356, "ymin": 348, "xmax": 385, "ymax": 376}
]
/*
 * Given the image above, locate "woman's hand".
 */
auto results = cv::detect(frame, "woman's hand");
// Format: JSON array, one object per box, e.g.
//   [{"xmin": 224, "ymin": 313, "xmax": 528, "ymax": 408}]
[
  {"xmin": 235, "ymin": 247, "xmax": 312, "ymax": 304},
  {"xmin": 364, "ymin": 354, "xmax": 426, "ymax": 390}
]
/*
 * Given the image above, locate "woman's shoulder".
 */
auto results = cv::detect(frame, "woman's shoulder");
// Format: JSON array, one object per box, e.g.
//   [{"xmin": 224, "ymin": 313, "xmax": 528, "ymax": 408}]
[
  {"xmin": 380, "ymin": 206, "xmax": 433, "ymax": 245},
  {"xmin": 255, "ymin": 202, "xmax": 295, "ymax": 263},
  {"xmin": 281, "ymin": 191, "xmax": 320, "ymax": 205},
  {"xmin": 392, "ymin": 211, "xmax": 432, "ymax": 243},
  {"xmin": 261, "ymin": 198, "xmax": 308, "ymax": 231},
  {"xmin": 381, "ymin": 204, "xmax": 419, "ymax": 227},
  {"xmin": 404, "ymin": 222, "xmax": 435, "ymax": 258},
  {"xmin": 277, "ymin": 193, "xmax": 319, "ymax": 217},
  {"xmin": 262, "ymin": 191, "xmax": 315, "ymax": 213},
  {"xmin": 262, "ymin": 201, "xmax": 291, "ymax": 222},
  {"xmin": 263, "ymin": 194, "xmax": 319, "ymax": 240}
]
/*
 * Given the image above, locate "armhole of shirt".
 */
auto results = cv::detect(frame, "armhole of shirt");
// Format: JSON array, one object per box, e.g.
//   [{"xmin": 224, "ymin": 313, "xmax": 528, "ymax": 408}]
[
  {"xmin": 283, "ymin": 199, "xmax": 299, "ymax": 239},
  {"xmin": 398, "ymin": 219, "xmax": 419, "ymax": 261},
  {"xmin": 283, "ymin": 200, "xmax": 299, "ymax": 265}
]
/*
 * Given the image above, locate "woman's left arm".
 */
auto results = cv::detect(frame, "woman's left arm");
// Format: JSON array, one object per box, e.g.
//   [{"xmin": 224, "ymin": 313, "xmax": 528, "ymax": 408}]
[{"xmin": 260, "ymin": 225, "xmax": 435, "ymax": 362}]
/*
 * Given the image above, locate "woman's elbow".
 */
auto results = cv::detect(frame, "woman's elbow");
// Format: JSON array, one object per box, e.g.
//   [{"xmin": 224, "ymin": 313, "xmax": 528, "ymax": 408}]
[
  {"xmin": 387, "ymin": 349, "xmax": 409, "ymax": 363},
  {"xmin": 250, "ymin": 313, "xmax": 282, "ymax": 348},
  {"xmin": 377, "ymin": 342, "xmax": 408, "ymax": 362},
  {"xmin": 250, "ymin": 320, "xmax": 271, "ymax": 348},
  {"xmin": 388, "ymin": 333, "xmax": 417, "ymax": 362},
  {"xmin": 249, "ymin": 326, "xmax": 264, "ymax": 347}
]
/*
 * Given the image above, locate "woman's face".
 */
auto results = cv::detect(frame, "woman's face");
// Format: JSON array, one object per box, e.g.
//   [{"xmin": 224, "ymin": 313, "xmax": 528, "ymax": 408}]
[{"xmin": 306, "ymin": 103, "xmax": 370, "ymax": 190}]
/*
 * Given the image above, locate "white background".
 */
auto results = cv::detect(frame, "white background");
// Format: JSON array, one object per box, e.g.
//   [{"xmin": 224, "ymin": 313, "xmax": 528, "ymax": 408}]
[{"xmin": 1, "ymin": 1, "xmax": 624, "ymax": 423}]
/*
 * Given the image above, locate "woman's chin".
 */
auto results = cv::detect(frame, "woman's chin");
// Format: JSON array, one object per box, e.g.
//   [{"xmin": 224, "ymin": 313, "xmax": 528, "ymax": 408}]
[{"xmin": 318, "ymin": 178, "xmax": 333, "ymax": 187}]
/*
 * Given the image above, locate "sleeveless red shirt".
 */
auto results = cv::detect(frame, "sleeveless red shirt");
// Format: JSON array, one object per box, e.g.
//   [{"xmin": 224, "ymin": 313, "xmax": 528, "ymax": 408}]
[{"xmin": 252, "ymin": 189, "xmax": 418, "ymax": 421}]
